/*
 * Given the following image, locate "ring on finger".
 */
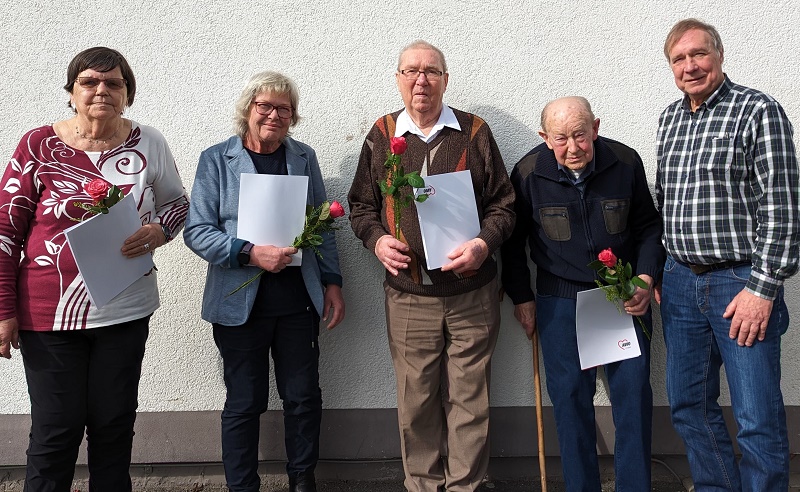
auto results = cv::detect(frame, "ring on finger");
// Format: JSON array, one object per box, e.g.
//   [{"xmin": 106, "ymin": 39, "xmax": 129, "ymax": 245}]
[{"xmin": 144, "ymin": 243, "xmax": 150, "ymax": 251}]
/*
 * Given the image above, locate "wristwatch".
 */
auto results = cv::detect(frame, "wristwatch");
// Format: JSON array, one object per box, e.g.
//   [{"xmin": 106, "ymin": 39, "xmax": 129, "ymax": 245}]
[
  {"xmin": 160, "ymin": 223, "xmax": 173, "ymax": 243},
  {"xmin": 237, "ymin": 242, "xmax": 254, "ymax": 266}
]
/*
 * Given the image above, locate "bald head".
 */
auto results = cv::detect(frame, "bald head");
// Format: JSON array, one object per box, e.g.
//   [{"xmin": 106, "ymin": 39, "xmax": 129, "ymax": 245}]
[
  {"xmin": 538, "ymin": 96, "xmax": 600, "ymax": 171},
  {"xmin": 540, "ymin": 96, "xmax": 595, "ymax": 133}
]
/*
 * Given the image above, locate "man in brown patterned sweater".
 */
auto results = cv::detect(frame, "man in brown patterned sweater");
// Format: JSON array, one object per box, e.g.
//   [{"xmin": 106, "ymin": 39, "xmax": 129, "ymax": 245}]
[{"xmin": 348, "ymin": 40, "xmax": 515, "ymax": 492}]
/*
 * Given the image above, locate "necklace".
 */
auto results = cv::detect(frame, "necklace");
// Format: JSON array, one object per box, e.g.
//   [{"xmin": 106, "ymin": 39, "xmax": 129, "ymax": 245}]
[{"xmin": 75, "ymin": 121, "xmax": 123, "ymax": 144}]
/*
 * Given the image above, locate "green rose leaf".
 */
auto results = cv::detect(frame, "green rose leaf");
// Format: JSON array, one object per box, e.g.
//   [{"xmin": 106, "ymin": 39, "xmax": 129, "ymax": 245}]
[
  {"xmin": 587, "ymin": 260, "xmax": 605, "ymax": 271},
  {"xmin": 622, "ymin": 281, "xmax": 636, "ymax": 299},
  {"xmin": 407, "ymin": 174, "xmax": 425, "ymax": 188}
]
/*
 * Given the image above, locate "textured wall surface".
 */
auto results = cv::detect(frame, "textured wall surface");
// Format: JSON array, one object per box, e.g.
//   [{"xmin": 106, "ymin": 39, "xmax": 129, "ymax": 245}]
[{"xmin": 1, "ymin": 0, "xmax": 798, "ymax": 421}]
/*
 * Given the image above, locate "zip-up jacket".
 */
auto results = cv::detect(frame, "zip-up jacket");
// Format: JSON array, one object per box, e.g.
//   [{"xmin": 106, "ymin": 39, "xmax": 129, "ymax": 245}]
[{"xmin": 501, "ymin": 136, "xmax": 665, "ymax": 302}]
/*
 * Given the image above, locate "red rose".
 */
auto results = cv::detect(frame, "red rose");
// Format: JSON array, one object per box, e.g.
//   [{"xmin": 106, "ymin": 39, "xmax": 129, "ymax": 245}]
[
  {"xmin": 84, "ymin": 178, "xmax": 112, "ymax": 203},
  {"xmin": 329, "ymin": 200, "xmax": 345, "ymax": 218},
  {"xmin": 389, "ymin": 137, "xmax": 407, "ymax": 155},
  {"xmin": 598, "ymin": 248, "xmax": 617, "ymax": 268}
]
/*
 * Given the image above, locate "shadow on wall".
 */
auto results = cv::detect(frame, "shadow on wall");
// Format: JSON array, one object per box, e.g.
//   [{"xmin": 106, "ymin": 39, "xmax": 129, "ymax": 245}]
[{"xmin": 468, "ymin": 104, "xmax": 542, "ymax": 169}]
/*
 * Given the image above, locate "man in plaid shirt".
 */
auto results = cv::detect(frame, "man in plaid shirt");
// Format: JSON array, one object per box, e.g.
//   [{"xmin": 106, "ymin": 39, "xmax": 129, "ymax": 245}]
[{"xmin": 656, "ymin": 18, "xmax": 799, "ymax": 491}]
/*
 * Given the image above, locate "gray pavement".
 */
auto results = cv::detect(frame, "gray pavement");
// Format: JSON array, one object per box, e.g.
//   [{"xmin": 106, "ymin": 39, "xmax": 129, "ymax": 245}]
[
  {"xmin": 0, "ymin": 474, "xmax": 692, "ymax": 492},
  {"xmin": 0, "ymin": 479, "xmax": 686, "ymax": 491},
  {"xmin": 3, "ymin": 462, "xmax": 799, "ymax": 491},
  {"xmin": 246, "ymin": 478, "xmax": 690, "ymax": 491}
]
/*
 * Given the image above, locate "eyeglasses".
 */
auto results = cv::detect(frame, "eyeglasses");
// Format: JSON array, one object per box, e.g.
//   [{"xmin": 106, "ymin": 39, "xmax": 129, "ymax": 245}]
[
  {"xmin": 254, "ymin": 102, "xmax": 293, "ymax": 118},
  {"xmin": 75, "ymin": 77, "xmax": 127, "ymax": 90},
  {"xmin": 399, "ymin": 69, "xmax": 444, "ymax": 80}
]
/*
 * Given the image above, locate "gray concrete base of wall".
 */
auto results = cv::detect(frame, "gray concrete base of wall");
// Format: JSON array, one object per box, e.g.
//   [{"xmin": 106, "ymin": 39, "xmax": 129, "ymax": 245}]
[
  {"xmin": 3, "ymin": 406, "xmax": 800, "ymax": 490},
  {"xmin": 2, "ymin": 458, "xmax": 800, "ymax": 490}
]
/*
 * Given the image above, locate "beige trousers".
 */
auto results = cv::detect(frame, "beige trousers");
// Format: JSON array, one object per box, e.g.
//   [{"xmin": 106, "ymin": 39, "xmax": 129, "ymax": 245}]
[{"xmin": 384, "ymin": 278, "xmax": 501, "ymax": 492}]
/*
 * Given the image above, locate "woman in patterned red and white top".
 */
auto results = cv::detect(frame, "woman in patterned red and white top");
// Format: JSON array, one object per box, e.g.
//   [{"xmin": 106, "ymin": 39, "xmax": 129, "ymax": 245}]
[{"xmin": 0, "ymin": 47, "xmax": 189, "ymax": 491}]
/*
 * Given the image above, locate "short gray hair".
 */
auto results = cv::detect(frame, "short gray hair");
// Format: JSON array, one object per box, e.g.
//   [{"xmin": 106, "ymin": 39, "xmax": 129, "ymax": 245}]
[
  {"xmin": 664, "ymin": 18, "xmax": 724, "ymax": 60},
  {"xmin": 540, "ymin": 96, "xmax": 595, "ymax": 133},
  {"xmin": 397, "ymin": 40, "xmax": 448, "ymax": 73},
  {"xmin": 233, "ymin": 71, "xmax": 301, "ymax": 140}
]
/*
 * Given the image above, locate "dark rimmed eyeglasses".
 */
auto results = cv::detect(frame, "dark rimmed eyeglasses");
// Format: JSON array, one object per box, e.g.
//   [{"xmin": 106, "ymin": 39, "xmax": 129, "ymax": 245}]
[
  {"xmin": 399, "ymin": 69, "xmax": 444, "ymax": 80},
  {"xmin": 254, "ymin": 102, "xmax": 293, "ymax": 118},
  {"xmin": 75, "ymin": 77, "xmax": 127, "ymax": 90}
]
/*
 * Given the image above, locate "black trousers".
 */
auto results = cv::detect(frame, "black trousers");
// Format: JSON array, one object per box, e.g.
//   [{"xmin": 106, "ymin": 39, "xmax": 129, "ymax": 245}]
[
  {"xmin": 19, "ymin": 316, "xmax": 150, "ymax": 492},
  {"xmin": 213, "ymin": 307, "xmax": 321, "ymax": 492}
]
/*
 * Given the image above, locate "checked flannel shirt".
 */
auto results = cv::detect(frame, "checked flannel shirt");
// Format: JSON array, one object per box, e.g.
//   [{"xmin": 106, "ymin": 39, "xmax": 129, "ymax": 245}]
[{"xmin": 656, "ymin": 76, "xmax": 799, "ymax": 300}]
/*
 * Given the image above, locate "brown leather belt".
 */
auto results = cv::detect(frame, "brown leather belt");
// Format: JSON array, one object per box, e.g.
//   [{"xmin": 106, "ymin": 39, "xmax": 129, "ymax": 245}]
[{"xmin": 686, "ymin": 260, "xmax": 749, "ymax": 275}]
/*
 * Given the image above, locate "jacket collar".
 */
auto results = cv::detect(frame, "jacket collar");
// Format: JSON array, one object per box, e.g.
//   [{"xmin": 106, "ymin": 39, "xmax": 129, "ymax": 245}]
[{"xmin": 222, "ymin": 135, "xmax": 308, "ymax": 176}]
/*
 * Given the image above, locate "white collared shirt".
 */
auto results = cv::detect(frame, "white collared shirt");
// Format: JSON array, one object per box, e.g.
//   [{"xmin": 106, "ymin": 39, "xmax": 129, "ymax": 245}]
[{"xmin": 394, "ymin": 105, "xmax": 461, "ymax": 143}]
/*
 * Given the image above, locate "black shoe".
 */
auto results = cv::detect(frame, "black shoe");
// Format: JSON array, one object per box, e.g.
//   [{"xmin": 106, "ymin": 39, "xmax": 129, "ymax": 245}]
[{"xmin": 289, "ymin": 472, "xmax": 317, "ymax": 492}]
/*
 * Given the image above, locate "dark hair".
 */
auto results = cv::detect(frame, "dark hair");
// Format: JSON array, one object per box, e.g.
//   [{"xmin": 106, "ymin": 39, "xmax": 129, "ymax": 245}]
[{"xmin": 64, "ymin": 47, "xmax": 136, "ymax": 109}]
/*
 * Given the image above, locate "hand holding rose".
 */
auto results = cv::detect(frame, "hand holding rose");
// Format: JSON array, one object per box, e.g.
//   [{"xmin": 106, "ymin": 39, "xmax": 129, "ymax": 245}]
[
  {"xmin": 250, "ymin": 245, "xmax": 298, "ymax": 273},
  {"xmin": 589, "ymin": 248, "xmax": 652, "ymax": 337},
  {"xmin": 622, "ymin": 274, "xmax": 653, "ymax": 316},
  {"xmin": 375, "ymin": 234, "xmax": 411, "ymax": 276}
]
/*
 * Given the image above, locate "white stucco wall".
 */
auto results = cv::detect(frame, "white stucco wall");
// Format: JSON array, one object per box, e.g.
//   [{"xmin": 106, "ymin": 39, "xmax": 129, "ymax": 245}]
[{"xmin": 1, "ymin": 0, "xmax": 798, "ymax": 415}]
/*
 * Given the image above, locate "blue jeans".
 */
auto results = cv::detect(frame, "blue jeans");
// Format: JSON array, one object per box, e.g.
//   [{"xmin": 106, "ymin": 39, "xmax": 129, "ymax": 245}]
[
  {"xmin": 213, "ymin": 307, "xmax": 321, "ymax": 492},
  {"xmin": 536, "ymin": 293, "xmax": 652, "ymax": 492},
  {"xmin": 661, "ymin": 257, "xmax": 790, "ymax": 491}
]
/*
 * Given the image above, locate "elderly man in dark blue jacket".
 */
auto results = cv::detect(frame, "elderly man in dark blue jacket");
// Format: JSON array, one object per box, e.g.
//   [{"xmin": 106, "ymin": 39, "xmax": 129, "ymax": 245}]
[{"xmin": 501, "ymin": 96, "xmax": 664, "ymax": 492}]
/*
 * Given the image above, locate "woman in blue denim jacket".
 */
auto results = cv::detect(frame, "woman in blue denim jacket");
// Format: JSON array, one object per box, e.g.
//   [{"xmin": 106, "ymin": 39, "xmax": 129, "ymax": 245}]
[{"xmin": 183, "ymin": 71, "xmax": 344, "ymax": 492}]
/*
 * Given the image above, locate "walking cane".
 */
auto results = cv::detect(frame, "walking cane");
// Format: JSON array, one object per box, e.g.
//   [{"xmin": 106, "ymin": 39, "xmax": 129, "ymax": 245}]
[{"xmin": 532, "ymin": 330, "xmax": 547, "ymax": 491}]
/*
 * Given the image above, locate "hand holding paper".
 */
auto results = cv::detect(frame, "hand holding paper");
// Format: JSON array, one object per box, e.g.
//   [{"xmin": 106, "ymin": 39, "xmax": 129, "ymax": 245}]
[
  {"xmin": 250, "ymin": 245, "xmax": 297, "ymax": 273},
  {"xmin": 441, "ymin": 238, "xmax": 488, "ymax": 274},
  {"xmin": 121, "ymin": 223, "xmax": 166, "ymax": 258}
]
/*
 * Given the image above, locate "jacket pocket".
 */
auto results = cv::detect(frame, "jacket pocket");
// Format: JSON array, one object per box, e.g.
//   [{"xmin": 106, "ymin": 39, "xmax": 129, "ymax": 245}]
[
  {"xmin": 601, "ymin": 199, "xmax": 629, "ymax": 235},
  {"xmin": 540, "ymin": 207, "xmax": 570, "ymax": 241}
]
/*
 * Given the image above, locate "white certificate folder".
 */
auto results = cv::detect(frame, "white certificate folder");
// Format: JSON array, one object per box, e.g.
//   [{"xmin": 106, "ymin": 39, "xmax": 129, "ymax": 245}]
[
  {"xmin": 237, "ymin": 174, "xmax": 309, "ymax": 266},
  {"xmin": 575, "ymin": 287, "xmax": 641, "ymax": 370},
  {"xmin": 64, "ymin": 193, "xmax": 154, "ymax": 308},
  {"xmin": 415, "ymin": 170, "xmax": 481, "ymax": 270}
]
